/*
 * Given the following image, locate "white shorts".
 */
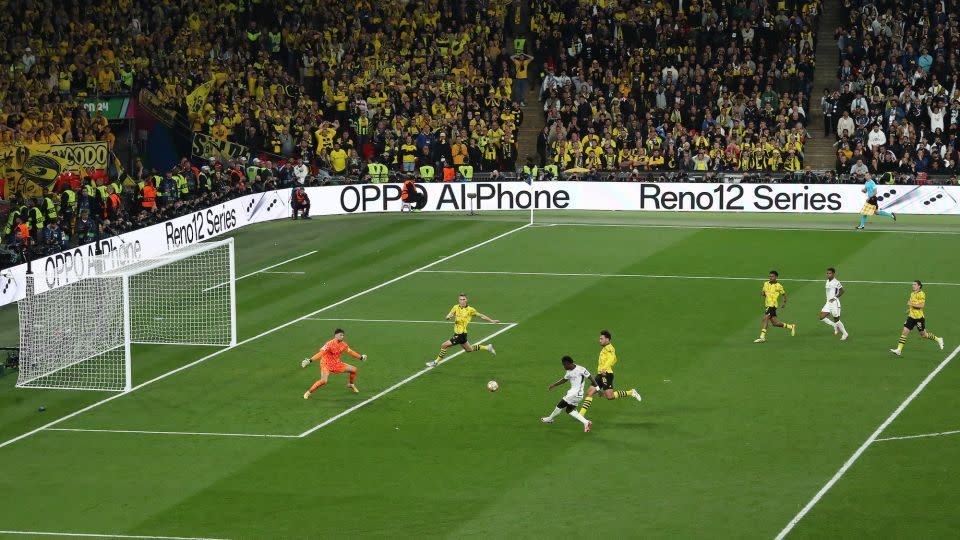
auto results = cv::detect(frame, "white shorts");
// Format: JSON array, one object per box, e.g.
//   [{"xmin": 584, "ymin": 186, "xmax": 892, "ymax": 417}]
[
  {"xmin": 821, "ymin": 301, "xmax": 841, "ymax": 318},
  {"xmin": 563, "ymin": 393, "xmax": 583, "ymax": 407}
]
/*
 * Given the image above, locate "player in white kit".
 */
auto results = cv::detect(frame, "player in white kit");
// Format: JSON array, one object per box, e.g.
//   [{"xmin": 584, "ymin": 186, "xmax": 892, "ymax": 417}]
[
  {"xmin": 542, "ymin": 356, "xmax": 598, "ymax": 432},
  {"xmin": 819, "ymin": 267, "xmax": 849, "ymax": 340}
]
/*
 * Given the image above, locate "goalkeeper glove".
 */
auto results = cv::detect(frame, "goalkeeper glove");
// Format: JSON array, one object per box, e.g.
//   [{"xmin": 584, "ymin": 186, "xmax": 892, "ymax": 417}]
[
  {"xmin": 360, "ymin": 354, "xmax": 368, "ymax": 362},
  {"xmin": 300, "ymin": 358, "xmax": 311, "ymax": 368}
]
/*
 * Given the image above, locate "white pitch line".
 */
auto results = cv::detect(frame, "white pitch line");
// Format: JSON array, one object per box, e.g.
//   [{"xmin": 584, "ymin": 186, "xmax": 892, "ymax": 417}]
[
  {"xmin": 304, "ymin": 317, "xmax": 515, "ymax": 325},
  {"xmin": 259, "ymin": 271, "xmax": 306, "ymax": 275},
  {"xmin": 44, "ymin": 428, "xmax": 297, "ymax": 439},
  {"xmin": 237, "ymin": 250, "xmax": 317, "ymax": 280},
  {"xmin": 775, "ymin": 344, "xmax": 960, "ymax": 540},
  {"xmin": 421, "ymin": 270, "xmax": 960, "ymax": 287},
  {"xmin": 202, "ymin": 250, "xmax": 317, "ymax": 292},
  {"xmin": 542, "ymin": 221, "xmax": 960, "ymax": 235},
  {"xmin": 0, "ymin": 223, "xmax": 529, "ymax": 451},
  {"xmin": 874, "ymin": 429, "xmax": 960, "ymax": 443},
  {"xmin": 298, "ymin": 323, "xmax": 518, "ymax": 438},
  {"xmin": 0, "ymin": 531, "xmax": 227, "ymax": 540}
]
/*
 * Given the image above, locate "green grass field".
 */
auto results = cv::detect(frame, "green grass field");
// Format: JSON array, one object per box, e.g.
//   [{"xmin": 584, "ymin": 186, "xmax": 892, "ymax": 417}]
[{"xmin": 1, "ymin": 210, "xmax": 959, "ymax": 539}]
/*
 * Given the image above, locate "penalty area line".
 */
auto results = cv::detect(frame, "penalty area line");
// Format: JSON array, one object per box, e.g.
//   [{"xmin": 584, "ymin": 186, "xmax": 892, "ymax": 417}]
[
  {"xmin": 0, "ymin": 223, "xmax": 529, "ymax": 451},
  {"xmin": 0, "ymin": 530, "xmax": 228, "ymax": 540},
  {"xmin": 774, "ymin": 344, "xmax": 960, "ymax": 539},
  {"xmin": 298, "ymin": 323, "xmax": 518, "ymax": 438}
]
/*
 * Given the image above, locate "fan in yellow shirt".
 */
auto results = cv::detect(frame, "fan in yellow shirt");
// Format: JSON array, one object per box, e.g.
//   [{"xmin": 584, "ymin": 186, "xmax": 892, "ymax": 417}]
[
  {"xmin": 890, "ymin": 280, "xmax": 945, "ymax": 356},
  {"xmin": 578, "ymin": 330, "xmax": 642, "ymax": 418},
  {"xmin": 329, "ymin": 143, "xmax": 348, "ymax": 174},
  {"xmin": 754, "ymin": 270, "xmax": 797, "ymax": 343}
]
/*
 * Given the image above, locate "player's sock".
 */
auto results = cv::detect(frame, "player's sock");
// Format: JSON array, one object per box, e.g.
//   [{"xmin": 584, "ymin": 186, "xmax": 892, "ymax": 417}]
[
  {"xmin": 547, "ymin": 407, "xmax": 562, "ymax": 420},
  {"xmin": 568, "ymin": 410, "xmax": 590, "ymax": 426},
  {"xmin": 471, "ymin": 344, "xmax": 489, "ymax": 352},
  {"xmin": 821, "ymin": 318, "xmax": 836, "ymax": 328},
  {"xmin": 308, "ymin": 379, "xmax": 326, "ymax": 393},
  {"xmin": 924, "ymin": 333, "xmax": 938, "ymax": 341},
  {"xmin": 836, "ymin": 321, "xmax": 847, "ymax": 334},
  {"xmin": 784, "ymin": 323, "xmax": 794, "ymax": 331},
  {"xmin": 434, "ymin": 348, "xmax": 448, "ymax": 362},
  {"xmin": 858, "ymin": 215, "xmax": 868, "ymax": 228},
  {"xmin": 578, "ymin": 395, "xmax": 594, "ymax": 416},
  {"xmin": 349, "ymin": 371, "xmax": 357, "ymax": 385},
  {"xmin": 877, "ymin": 210, "xmax": 893, "ymax": 218},
  {"xmin": 759, "ymin": 329, "xmax": 767, "ymax": 339},
  {"xmin": 896, "ymin": 336, "xmax": 906, "ymax": 351},
  {"xmin": 613, "ymin": 389, "xmax": 635, "ymax": 399}
]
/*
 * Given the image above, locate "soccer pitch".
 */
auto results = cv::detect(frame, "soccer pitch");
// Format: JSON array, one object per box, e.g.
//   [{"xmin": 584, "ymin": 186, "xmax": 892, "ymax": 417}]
[{"xmin": 2, "ymin": 210, "xmax": 960, "ymax": 539}]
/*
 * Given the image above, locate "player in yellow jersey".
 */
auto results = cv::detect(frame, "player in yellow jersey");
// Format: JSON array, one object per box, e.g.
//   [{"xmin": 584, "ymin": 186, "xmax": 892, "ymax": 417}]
[
  {"xmin": 426, "ymin": 294, "xmax": 500, "ymax": 368},
  {"xmin": 754, "ymin": 270, "xmax": 797, "ymax": 343},
  {"xmin": 578, "ymin": 330, "xmax": 642, "ymax": 418},
  {"xmin": 890, "ymin": 280, "xmax": 945, "ymax": 356}
]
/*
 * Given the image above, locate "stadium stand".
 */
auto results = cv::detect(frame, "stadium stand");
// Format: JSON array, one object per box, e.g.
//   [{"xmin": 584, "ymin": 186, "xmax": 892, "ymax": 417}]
[
  {"xmin": 0, "ymin": 0, "xmax": 956, "ymax": 270},
  {"xmin": 530, "ymin": 0, "xmax": 821, "ymax": 173},
  {"xmin": 827, "ymin": 0, "xmax": 959, "ymax": 179}
]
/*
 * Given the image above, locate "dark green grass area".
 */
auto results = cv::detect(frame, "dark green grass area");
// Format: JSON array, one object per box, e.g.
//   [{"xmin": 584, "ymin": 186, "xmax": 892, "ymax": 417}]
[{"xmin": 1, "ymin": 211, "xmax": 959, "ymax": 539}]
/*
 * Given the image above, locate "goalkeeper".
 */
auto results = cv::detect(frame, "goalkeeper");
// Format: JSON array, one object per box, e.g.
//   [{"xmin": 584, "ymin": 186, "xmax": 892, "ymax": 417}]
[{"xmin": 301, "ymin": 328, "xmax": 367, "ymax": 398}]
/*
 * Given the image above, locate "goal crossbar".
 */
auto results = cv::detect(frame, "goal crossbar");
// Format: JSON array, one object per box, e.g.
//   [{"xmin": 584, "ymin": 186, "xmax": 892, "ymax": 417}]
[{"xmin": 96, "ymin": 240, "xmax": 234, "ymax": 278}]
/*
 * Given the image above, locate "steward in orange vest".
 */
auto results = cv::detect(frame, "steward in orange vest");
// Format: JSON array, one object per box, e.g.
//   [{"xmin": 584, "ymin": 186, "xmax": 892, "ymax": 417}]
[{"xmin": 292, "ymin": 187, "xmax": 311, "ymax": 219}]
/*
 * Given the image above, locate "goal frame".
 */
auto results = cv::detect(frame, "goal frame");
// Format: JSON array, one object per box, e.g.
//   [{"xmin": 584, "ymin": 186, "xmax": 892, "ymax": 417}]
[{"xmin": 16, "ymin": 238, "xmax": 237, "ymax": 392}]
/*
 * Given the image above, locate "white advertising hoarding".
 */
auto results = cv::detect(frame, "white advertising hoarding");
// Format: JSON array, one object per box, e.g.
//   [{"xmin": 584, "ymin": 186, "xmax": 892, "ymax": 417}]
[{"xmin": 1, "ymin": 182, "xmax": 956, "ymax": 306}]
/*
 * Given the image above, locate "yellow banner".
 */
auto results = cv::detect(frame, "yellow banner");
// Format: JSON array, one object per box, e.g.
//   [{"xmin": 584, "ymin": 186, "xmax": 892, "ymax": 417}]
[
  {"xmin": 191, "ymin": 133, "xmax": 250, "ymax": 162},
  {"xmin": 0, "ymin": 142, "xmax": 109, "ymax": 198},
  {"xmin": 139, "ymin": 88, "xmax": 177, "ymax": 126},
  {"xmin": 186, "ymin": 80, "xmax": 215, "ymax": 119}
]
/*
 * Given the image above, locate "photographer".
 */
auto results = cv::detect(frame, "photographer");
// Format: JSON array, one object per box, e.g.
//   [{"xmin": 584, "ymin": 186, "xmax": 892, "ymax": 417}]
[
  {"xmin": 75, "ymin": 209, "xmax": 96, "ymax": 245},
  {"xmin": 41, "ymin": 220, "xmax": 67, "ymax": 252}
]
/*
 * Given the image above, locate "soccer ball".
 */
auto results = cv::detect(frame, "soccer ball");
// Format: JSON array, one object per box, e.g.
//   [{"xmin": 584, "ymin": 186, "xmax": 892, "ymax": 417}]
[{"xmin": 487, "ymin": 380, "xmax": 499, "ymax": 392}]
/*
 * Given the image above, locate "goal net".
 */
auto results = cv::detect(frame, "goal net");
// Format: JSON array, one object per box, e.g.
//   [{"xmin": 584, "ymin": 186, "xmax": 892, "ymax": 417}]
[{"xmin": 16, "ymin": 239, "xmax": 237, "ymax": 392}]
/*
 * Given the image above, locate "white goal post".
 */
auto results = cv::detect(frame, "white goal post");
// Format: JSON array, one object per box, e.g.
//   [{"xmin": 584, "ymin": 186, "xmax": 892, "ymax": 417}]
[{"xmin": 16, "ymin": 239, "xmax": 237, "ymax": 392}]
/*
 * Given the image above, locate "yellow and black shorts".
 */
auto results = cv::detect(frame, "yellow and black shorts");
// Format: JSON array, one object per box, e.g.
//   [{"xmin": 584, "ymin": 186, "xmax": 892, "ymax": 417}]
[{"xmin": 595, "ymin": 372, "xmax": 615, "ymax": 391}]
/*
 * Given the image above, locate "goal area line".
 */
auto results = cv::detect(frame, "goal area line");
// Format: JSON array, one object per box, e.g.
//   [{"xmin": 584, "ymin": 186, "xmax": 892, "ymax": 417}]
[
  {"xmin": 303, "ymin": 317, "xmax": 516, "ymax": 325},
  {"xmin": 873, "ymin": 429, "xmax": 960, "ymax": 443},
  {"xmin": 38, "ymin": 323, "xmax": 519, "ymax": 441}
]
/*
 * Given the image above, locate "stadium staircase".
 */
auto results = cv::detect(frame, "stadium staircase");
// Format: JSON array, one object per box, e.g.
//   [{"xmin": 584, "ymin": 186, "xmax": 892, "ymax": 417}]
[
  {"xmin": 804, "ymin": 2, "xmax": 846, "ymax": 170},
  {"xmin": 517, "ymin": 88, "xmax": 546, "ymax": 165},
  {"xmin": 508, "ymin": 0, "xmax": 547, "ymax": 166}
]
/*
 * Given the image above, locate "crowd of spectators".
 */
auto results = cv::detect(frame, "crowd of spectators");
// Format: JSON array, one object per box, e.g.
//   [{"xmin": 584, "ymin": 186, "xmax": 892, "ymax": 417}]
[
  {"xmin": 531, "ymin": 0, "xmax": 821, "ymax": 173},
  {"xmin": 826, "ymin": 0, "xmax": 960, "ymax": 178},
  {"xmin": 0, "ymin": 0, "xmax": 534, "ymax": 265},
  {"xmin": 0, "ymin": 156, "xmax": 308, "ymax": 266}
]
